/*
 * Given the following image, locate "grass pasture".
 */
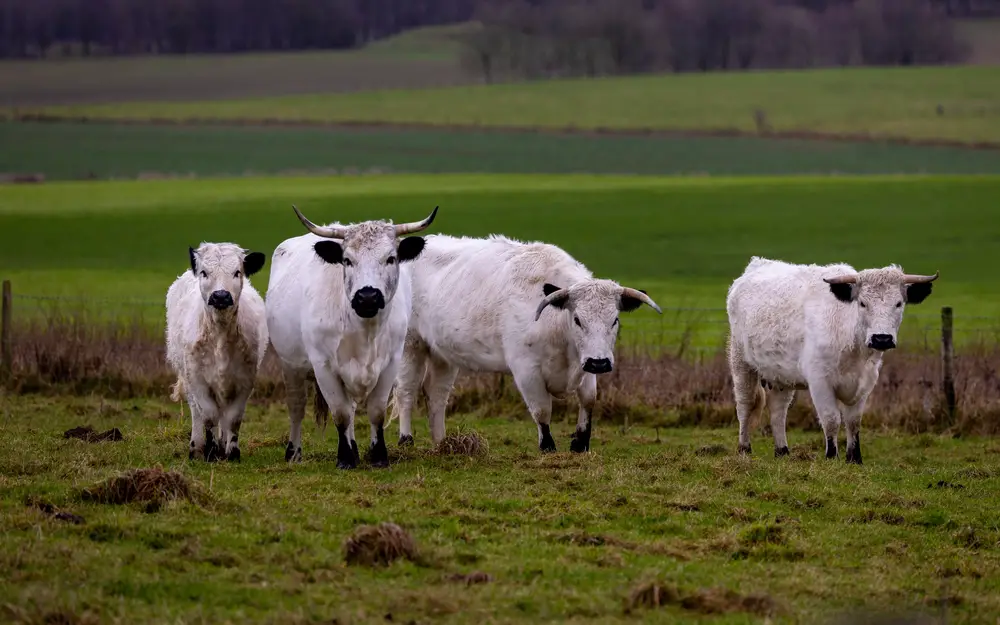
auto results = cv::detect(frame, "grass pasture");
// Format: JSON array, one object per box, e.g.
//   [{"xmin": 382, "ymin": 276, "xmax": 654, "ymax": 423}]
[
  {"xmin": 5, "ymin": 122, "xmax": 1000, "ymax": 182},
  {"xmin": 15, "ymin": 66, "xmax": 1000, "ymax": 146},
  {"xmin": 1, "ymin": 394, "xmax": 1000, "ymax": 624},
  {"xmin": 1, "ymin": 173, "xmax": 999, "ymax": 351}
]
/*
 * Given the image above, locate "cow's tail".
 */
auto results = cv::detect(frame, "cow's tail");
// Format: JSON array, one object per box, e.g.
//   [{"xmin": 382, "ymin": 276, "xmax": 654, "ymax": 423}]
[
  {"xmin": 751, "ymin": 380, "xmax": 767, "ymax": 424},
  {"xmin": 313, "ymin": 375, "xmax": 330, "ymax": 431},
  {"xmin": 169, "ymin": 377, "xmax": 185, "ymax": 403}
]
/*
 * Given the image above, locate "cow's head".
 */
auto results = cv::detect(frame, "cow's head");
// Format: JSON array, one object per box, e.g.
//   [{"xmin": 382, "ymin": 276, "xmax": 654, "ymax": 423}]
[
  {"xmin": 292, "ymin": 205, "xmax": 438, "ymax": 319},
  {"xmin": 534, "ymin": 279, "xmax": 662, "ymax": 374},
  {"xmin": 824, "ymin": 266, "xmax": 939, "ymax": 351},
  {"xmin": 189, "ymin": 242, "xmax": 266, "ymax": 314}
]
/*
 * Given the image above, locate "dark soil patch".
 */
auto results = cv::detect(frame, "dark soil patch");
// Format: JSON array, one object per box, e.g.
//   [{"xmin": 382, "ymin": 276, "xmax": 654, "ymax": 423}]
[
  {"xmin": 626, "ymin": 581, "xmax": 780, "ymax": 617},
  {"xmin": 928, "ymin": 480, "xmax": 965, "ymax": 489},
  {"xmin": 64, "ymin": 425, "xmax": 124, "ymax": 443},
  {"xmin": 25, "ymin": 496, "xmax": 85, "ymax": 525},
  {"xmin": 79, "ymin": 467, "xmax": 208, "ymax": 506},
  {"xmin": 445, "ymin": 571, "xmax": 494, "ymax": 586},
  {"xmin": 343, "ymin": 522, "xmax": 417, "ymax": 567},
  {"xmin": 695, "ymin": 444, "xmax": 727, "ymax": 457}
]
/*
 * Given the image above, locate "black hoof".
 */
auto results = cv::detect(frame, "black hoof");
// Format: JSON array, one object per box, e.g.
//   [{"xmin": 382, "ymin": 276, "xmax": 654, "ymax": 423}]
[
  {"xmin": 285, "ymin": 441, "xmax": 302, "ymax": 462},
  {"xmin": 570, "ymin": 427, "xmax": 591, "ymax": 453},
  {"xmin": 368, "ymin": 438, "xmax": 389, "ymax": 469},
  {"xmin": 774, "ymin": 446, "xmax": 790, "ymax": 458},
  {"xmin": 539, "ymin": 423, "xmax": 557, "ymax": 453},
  {"xmin": 398, "ymin": 434, "xmax": 414, "ymax": 447},
  {"xmin": 227, "ymin": 447, "xmax": 241, "ymax": 463},
  {"xmin": 205, "ymin": 442, "xmax": 221, "ymax": 463},
  {"xmin": 846, "ymin": 446, "xmax": 863, "ymax": 465},
  {"xmin": 337, "ymin": 427, "xmax": 360, "ymax": 469},
  {"xmin": 825, "ymin": 436, "xmax": 838, "ymax": 459},
  {"xmin": 738, "ymin": 443, "xmax": 752, "ymax": 455}
]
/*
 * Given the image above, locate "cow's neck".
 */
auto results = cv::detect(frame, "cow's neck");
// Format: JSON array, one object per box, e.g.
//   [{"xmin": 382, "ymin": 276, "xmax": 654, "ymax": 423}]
[
  {"xmin": 341, "ymin": 301, "xmax": 390, "ymax": 338},
  {"xmin": 201, "ymin": 306, "xmax": 241, "ymax": 338}
]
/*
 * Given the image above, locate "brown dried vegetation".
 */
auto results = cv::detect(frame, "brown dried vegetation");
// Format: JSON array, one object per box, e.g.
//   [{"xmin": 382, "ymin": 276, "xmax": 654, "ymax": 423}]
[
  {"xmin": 343, "ymin": 522, "xmax": 418, "ymax": 567},
  {"xmin": 79, "ymin": 467, "xmax": 210, "ymax": 507},
  {"xmin": 433, "ymin": 431, "xmax": 489, "ymax": 456},
  {"xmin": 626, "ymin": 580, "xmax": 780, "ymax": 617}
]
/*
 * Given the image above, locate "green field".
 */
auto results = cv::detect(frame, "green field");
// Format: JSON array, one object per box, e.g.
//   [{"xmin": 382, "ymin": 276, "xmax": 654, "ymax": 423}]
[
  {"xmin": 15, "ymin": 66, "xmax": 1000, "ymax": 145},
  {"xmin": 2, "ymin": 174, "xmax": 998, "ymax": 349},
  {"xmin": 2, "ymin": 394, "xmax": 999, "ymax": 623},
  {"xmin": 5, "ymin": 122, "xmax": 1000, "ymax": 182}
]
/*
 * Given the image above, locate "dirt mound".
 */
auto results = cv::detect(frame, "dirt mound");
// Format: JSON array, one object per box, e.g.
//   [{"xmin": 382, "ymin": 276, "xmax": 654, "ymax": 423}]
[
  {"xmin": 433, "ymin": 432, "xmax": 489, "ymax": 457},
  {"xmin": 80, "ymin": 467, "xmax": 208, "ymax": 506},
  {"xmin": 64, "ymin": 425, "xmax": 124, "ymax": 443},
  {"xmin": 627, "ymin": 581, "xmax": 780, "ymax": 617},
  {"xmin": 343, "ymin": 522, "xmax": 417, "ymax": 567}
]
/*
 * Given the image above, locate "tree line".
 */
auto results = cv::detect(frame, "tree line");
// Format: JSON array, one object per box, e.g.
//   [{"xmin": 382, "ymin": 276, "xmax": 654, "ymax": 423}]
[
  {"xmin": 459, "ymin": 0, "xmax": 980, "ymax": 81},
  {"xmin": 0, "ymin": 0, "xmax": 477, "ymax": 58}
]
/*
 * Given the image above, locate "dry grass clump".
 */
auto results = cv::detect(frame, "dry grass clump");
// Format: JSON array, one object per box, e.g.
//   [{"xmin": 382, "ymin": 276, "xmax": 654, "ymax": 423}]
[
  {"xmin": 445, "ymin": 571, "xmax": 494, "ymax": 586},
  {"xmin": 343, "ymin": 522, "xmax": 418, "ymax": 567},
  {"xmin": 63, "ymin": 425, "xmax": 124, "ymax": 443},
  {"xmin": 626, "ymin": 581, "xmax": 780, "ymax": 617},
  {"xmin": 694, "ymin": 444, "xmax": 728, "ymax": 457},
  {"xmin": 79, "ymin": 467, "xmax": 209, "ymax": 507},
  {"xmin": 433, "ymin": 431, "xmax": 489, "ymax": 457}
]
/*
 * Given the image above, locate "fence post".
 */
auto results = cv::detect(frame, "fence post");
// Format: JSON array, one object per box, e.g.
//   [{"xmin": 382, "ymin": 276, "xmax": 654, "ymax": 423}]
[
  {"xmin": 940, "ymin": 306, "xmax": 956, "ymax": 424},
  {"xmin": 1, "ymin": 280, "xmax": 10, "ymax": 379}
]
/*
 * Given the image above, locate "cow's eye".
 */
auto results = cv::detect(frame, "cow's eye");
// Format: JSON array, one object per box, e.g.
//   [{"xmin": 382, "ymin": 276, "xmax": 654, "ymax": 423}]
[
  {"xmin": 574, "ymin": 316, "xmax": 582, "ymax": 327},
  {"xmin": 234, "ymin": 270, "xmax": 241, "ymax": 278},
  {"xmin": 200, "ymin": 270, "xmax": 207, "ymax": 278},
  {"xmin": 343, "ymin": 258, "xmax": 353, "ymax": 268},
  {"xmin": 896, "ymin": 301, "xmax": 902, "ymax": 308},
  {"xmin": 612, "ymin": 318, "xmax": 619, "ymax": 327},
  {"xmin": 859, "ymin": 301, "xmax": 867, "ymax": 308},
  {"xmin": 386, "ymin": 256, "xmax": 396, "ymax": 265}
]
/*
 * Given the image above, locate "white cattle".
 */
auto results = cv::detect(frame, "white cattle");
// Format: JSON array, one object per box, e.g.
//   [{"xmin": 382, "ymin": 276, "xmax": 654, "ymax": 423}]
[
  {"xmin": 266, "ymin": 205, "xmax": 438, "ymax": 469},
  {"xmin": 391, "ymin": 234, "xmax": 661, "ymax": 453},
  {"xmin": 726, "ymin": 257, "xmax": 938, "ymax": 464},
  {"xmin": 165, "ymin": 242, "xmax": 268, "ymax": 462}
]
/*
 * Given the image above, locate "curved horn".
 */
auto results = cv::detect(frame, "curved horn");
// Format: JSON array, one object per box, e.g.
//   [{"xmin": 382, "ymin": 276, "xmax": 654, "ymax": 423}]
[
  {"xmin": 535, "ymin": 288, "xmax": 570, "ymax": 322},
  {"xmin": 292, "ymin": 204, "xmax": 348, "ymax": 239},
  {"xmin": 622, "ymin": 287, "xmax": 663, "ymax": 314},
  {"xmin": 394, "ymin": 206, "xmax": 439, "ymax": 237},
  {"xmin": 823, "ymin": 274, "xmax": 858, "ymax": 285},
  {"xmin": 903, "ymin": 270, "xmax": 939, "ymax": 284}
]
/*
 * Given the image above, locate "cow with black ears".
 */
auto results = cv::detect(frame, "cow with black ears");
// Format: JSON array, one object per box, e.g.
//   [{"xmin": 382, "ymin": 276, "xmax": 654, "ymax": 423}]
[{"xmin": 266, "ymin": 205, "xmax": 438, "ymax": 469}]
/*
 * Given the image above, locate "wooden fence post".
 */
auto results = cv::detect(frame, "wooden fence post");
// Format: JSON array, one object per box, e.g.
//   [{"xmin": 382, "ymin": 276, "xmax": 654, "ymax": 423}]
[
  {"xmin": 1, "ymin": 280, "xmax": 10, "ymax": 379},
  {"xmin": 941, "ymin": 306, "xmax": 956, "ymax": 424}
]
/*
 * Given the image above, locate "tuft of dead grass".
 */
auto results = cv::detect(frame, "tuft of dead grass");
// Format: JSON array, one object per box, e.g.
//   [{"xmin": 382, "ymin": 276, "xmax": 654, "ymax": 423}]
[
  {"xmin": 63, "ymin": 425, "xmax": 123, "ymax": 443},
  {"xmin": 626, "ymin": 581, "xmax": 780, "ymax": 617},
  {"xmin": 445, "ymin": 571, "xmax": 494, "ymax": 586},
  {"xmin": 432, "ymin": 431, "xmax": 489, "ymax": 456},
  {"xmin": 343, "ymin": 522, "xmax": 417, "ymax": 567},
  {"xmin": 79, "ymin": 467, "xmax": 209, "ymax": 507}
]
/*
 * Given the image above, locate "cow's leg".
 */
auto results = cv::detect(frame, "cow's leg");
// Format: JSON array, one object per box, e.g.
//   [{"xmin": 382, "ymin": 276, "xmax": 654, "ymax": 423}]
[
  {"xmin": 394, "ymin": 333, "xmax": 428, "ymax": 447},
  {"xmin": 728, "ymin": 346, "xmax": 763, "ymax": 455},
  {"xmin": 425, "ymin": 355, "xmax": 459, "ymax": 446},
  {"xmin": 282, "ymin": 365, "xmax": 308, "ymax": 462},
  {"xmin": 186, "ymin": 381, "xmax": 220, "ymax": 462},
  {"xmin": 768, "ymin": 389, "xmax": 795, "ymax": 457},
  {"xmin": 510, "ymin": 364, "xmax": 556, "ymax": 453},
  {"xmin": 313, "ymin": 364, "xmax": 358, "ymax": 470},
  {"xmin": 365, "ymin": 357, "xmax": 399, "ymax": 468},
  {"xmin": 570, "ymin": 373, "xmax": 597, "ymax": 453},
  {"xmin": 842, "ymin": 395, "xmax": 869, "ymax": 465},
  {"xmin": 219, "ymin": 387, "xmax": 253, "ymax": 463},
  {"xmin": 807, "ymin": 381, "xmax": 842, "ymax": 459}
]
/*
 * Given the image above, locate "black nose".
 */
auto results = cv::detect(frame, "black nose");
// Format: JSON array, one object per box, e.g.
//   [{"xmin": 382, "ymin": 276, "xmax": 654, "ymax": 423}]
[
  {"xmin": 207, "ymin": 290, "xmax": 234, "ymax": 310},
  {"xmin": 583, "ymin": 358, "xmax": 613, "ymax": 374},
  {"xmin": 351, "ymin": 287, "xmax": 385, "ymax": 318},
  {"xmin": 868, "ymin": 334, "xmax": 896, "ymax": 351}
]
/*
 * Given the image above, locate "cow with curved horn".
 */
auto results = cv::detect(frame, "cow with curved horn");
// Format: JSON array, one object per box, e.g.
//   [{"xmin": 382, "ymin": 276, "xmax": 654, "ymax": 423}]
[
  {"xmin": 390, "ymin": 234, "xmax": 661, "ymax": 453},
  {"xmin": 726, "ymin": 257, "xmax": 939, "ymax": 464},
  {"xmin": 266, "ymin": 204, "xmax": 438, "ymax": 468}
]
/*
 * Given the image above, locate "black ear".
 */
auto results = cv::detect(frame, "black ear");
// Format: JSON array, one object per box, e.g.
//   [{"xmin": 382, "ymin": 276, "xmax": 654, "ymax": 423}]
[
  {"xmin": 243, "ymin": 251, "xmax": 266, "ymax": 277},
  {"xmin": 314, "ymin": 241, "xmax": 344, "ymax": 265},
  {"xmin": 620, "ymin": 289, "xmax": 647, "ymax": 313},
  {"xmin": 829, "ymin": 283, "xmax": 855, "ymax": 303},
  {"xmin": 543, "ymin": 283, "xmax": 562, "ymax": 297},
  {"xmin": 397, "ymin": 236, "xmax": 426, "ymax": 262},
  {"xmin": 189, "ymin": 247, "xmax": 197, "ymax": 274},
  {"xmin": 906, "ymin": 282, "xmax": 933, "ymax": 305}
]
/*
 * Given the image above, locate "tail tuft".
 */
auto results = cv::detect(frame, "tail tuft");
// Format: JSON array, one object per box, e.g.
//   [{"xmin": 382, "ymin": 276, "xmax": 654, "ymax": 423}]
[
  {"xmin": 170, "ymin": 377, "xmax": 185, "ymax": 403},
  {"xmin": 313, "ymin": 376, "xmax": 329, "ymax": 431}
]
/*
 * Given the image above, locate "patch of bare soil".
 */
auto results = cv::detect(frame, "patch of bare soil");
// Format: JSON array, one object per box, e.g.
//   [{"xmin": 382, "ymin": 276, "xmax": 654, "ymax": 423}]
[
  {"xmin": 64, "ymin": 425, "xmax": 124, "ymax": 443},
  {"xmin": 445, "ymin": 571, "xmax": 494, "ymax": 586},
  {"xmin": 343, "ymin": 522, "xmax": 418, "ymax": 567},
  {"xmin": 25, "ymin": 495, "xmax": 85, "ymax": 525},
  {"xmin": 626, "ymin": 581, "xmax": 781, "ymax": 617}
]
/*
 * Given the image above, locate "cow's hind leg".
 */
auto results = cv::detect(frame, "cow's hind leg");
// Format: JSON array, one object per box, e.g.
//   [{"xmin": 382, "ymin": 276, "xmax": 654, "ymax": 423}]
[
  {"xmin": 768, "ymin": 389, "xmax": 795, "ymax": 457},
  {"xmin": 510, "ymin": 364, "xmax": 556, "ymax": 453},
  {"xmin": 424, "ymin": 355, "xmax": 459, "ymax": 447},
  {"xmin": 393, "ymin": 333, "xmax": 428, "ymax": 447},
  {"xmin": 282, "ymin": 366, "xmax": 308, "ymax": 462},
  {"xmin": 729, "ymin": 346, "xmax": 763, "ymax": 455},
  {"xmin": 570, "ymin": 373, "xmax": 597, "ymax": 453}
]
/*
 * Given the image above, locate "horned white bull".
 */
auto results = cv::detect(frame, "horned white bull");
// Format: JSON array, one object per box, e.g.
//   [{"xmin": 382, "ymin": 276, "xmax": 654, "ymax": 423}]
[
  {"xmin": 266, "ymin": 205, "xmax": 438, "ymax": 469},
  {"xmin": 726, "ymin": 257, "xmax": 938, "ymax": 464},
  {"xmin": 165, "ymin": 242, "xmax": 268, "ymax": 462},
  {"xmin": 391, "ymin": 234, "xmax": 661, "ymax": 453}
]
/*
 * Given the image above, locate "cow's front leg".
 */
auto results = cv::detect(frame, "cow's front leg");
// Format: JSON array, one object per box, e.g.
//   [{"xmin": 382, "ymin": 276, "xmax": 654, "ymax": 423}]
[
  {"xmin": 219, "ymin": 387, "xmax": 253, "ymax": 463},
  {"xmin": 186, "ymin": 382, "xmax": 221, "ymax": 462},
  {"xmin": 807, "ymin": 381, "xmax": 842, "ymax": 459},
  {"xmin": 365, "ymin": 358, "xmax": 399, "ymax": 469},
  {"xmin": 424, "ymin": 355, "xmax": 459, "ymax": 446},
  {"xmin": 571, "ymin": 374, "xmax": 597, "ymax": 453},
  {"xmin": 767, "ymin": 389, "xmax": 795, "ymax": 458},
  {"xmin": 511, "ymin": 365, "xmax": 555, "ymax": 453},
  {"xmin": 314, "ymin": 365, "xmax": 358, "ymax": 469},
  {"xmin": 842, "ymin": 395, "xmax": 869, "ymax": 465}
]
